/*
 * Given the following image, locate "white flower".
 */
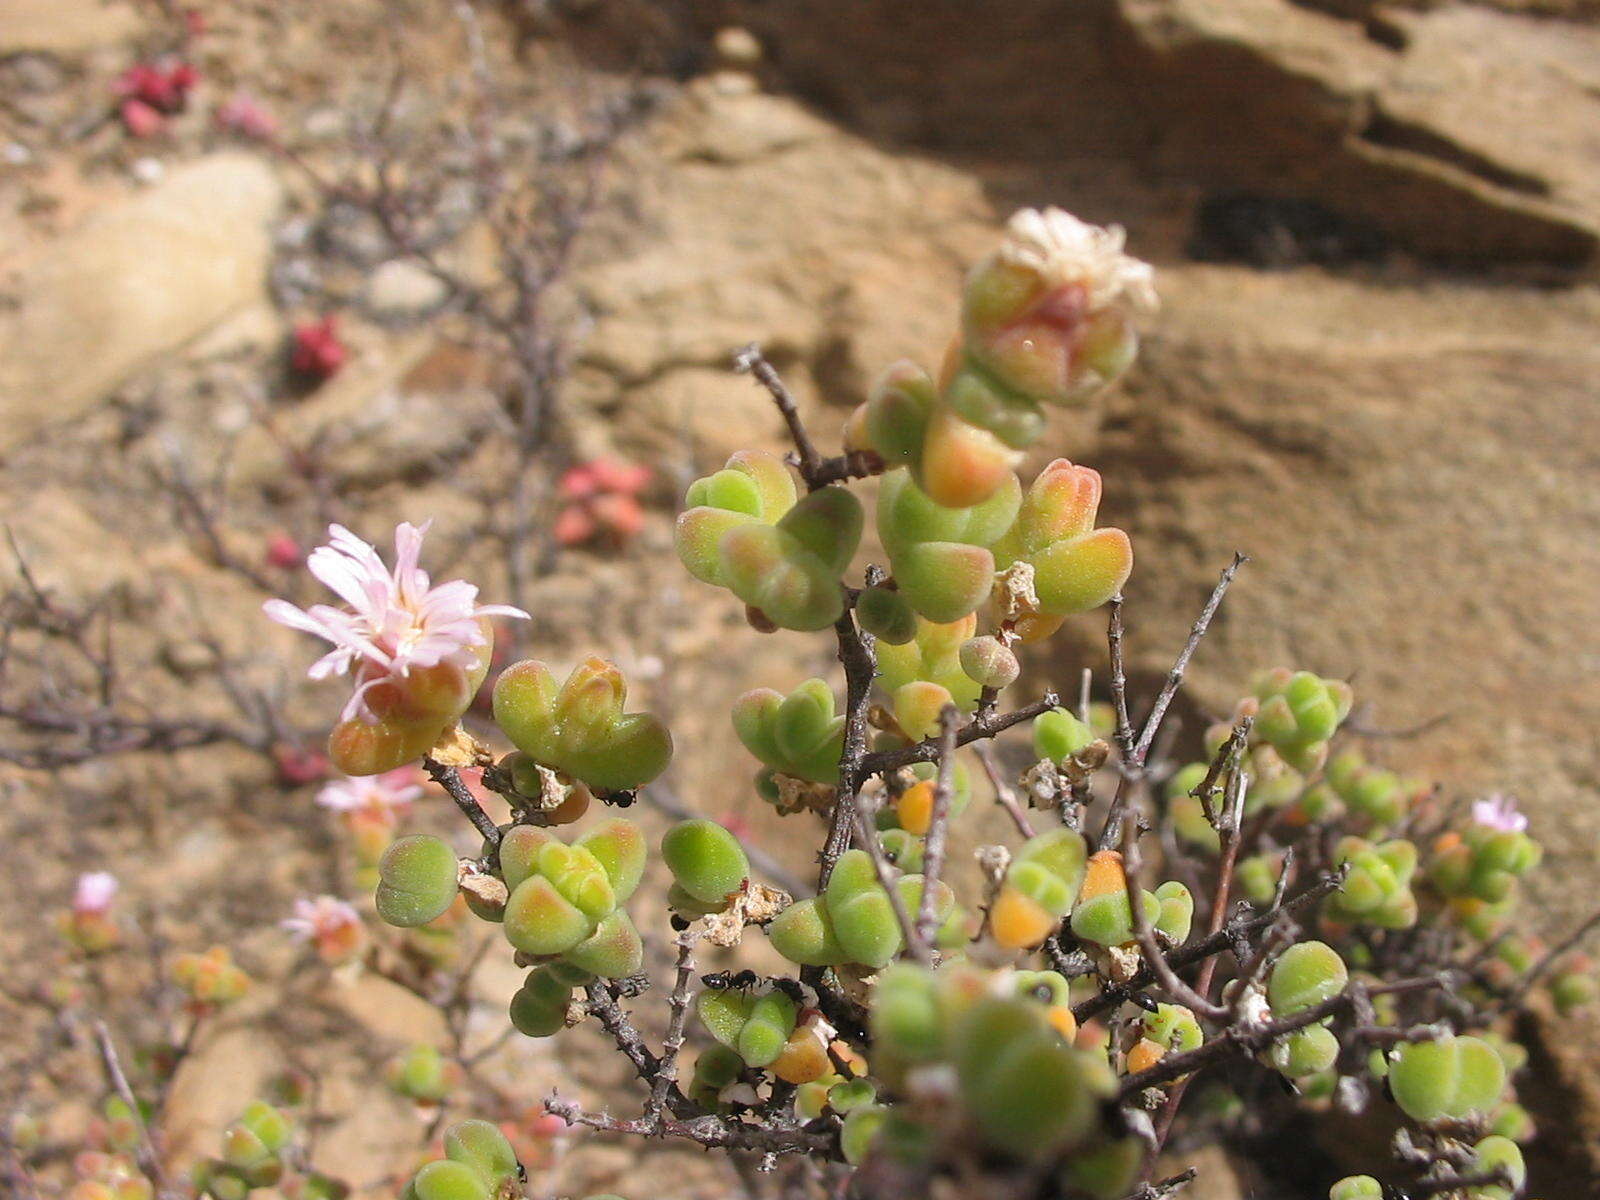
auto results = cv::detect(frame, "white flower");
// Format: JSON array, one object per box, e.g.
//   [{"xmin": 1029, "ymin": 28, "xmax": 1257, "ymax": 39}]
[
  {"xmin": 316, "ymin": 768, "xmax": 424, "ymax": 816},
  {"xmin": 1472, "ymin": 794, "xmax": 1528, "ymax": 834},
  {"xmin": 73, "ymin": 872, "xmax": 119, "ymax": 915},
  {"xmin": 281, "ymin": 895, "xmax": 362, "ymax": 943},
  {"xmin": 998, "ymin": 207, "xmax": 1158, "ymax": 315},
  {"xmin": 264, "ymin": 522, "xmax": 527, "ymax": 722}
]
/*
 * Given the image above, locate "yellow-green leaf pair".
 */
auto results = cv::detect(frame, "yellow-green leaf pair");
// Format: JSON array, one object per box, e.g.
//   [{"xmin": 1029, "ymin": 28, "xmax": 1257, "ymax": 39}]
[
  {"xmin": 662, "ymin": 819, "xmax": 751, "ymax": 917},
  {"xmin": 497, "ymin": 820, "xmax": 644, "ymax": 977},
  {"xmin": 402, "ymin": 1120, "xmax": 520, "ymax": 1200},
  {"xmin": 844, "ymin": 359, "xmax": 1020, "ymax": 510},
  {"xmin": 493, "ymin": 657, "xmax": 672, "ymax": 793},
  {"xmin": 732, "ymin": 679, "xmax": 845, "ymax": 784},
  {"xmin": 1326, "ymin": 836, "xmax": 1418, "ymax": 929},
  {"xmin": 697, "ymin": 986, "xmax": 799, "ymax": 1069},
  {"xmin": 766, "ymin": 849, "xmax": 956, "ymax": 968},
  {"xmin": 876, "ymin": 467, "xmax": 1018, "ymax": 623},
  {"xmin": 675, "ymin": 449, "xmax": 861, "ymax": 631}
]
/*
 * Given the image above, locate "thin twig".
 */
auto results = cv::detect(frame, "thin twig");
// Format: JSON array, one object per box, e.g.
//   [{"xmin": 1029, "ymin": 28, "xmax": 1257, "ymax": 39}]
[
  {"xmin": 973, "ymin": 741, "xmax": 1036, "ymax": 838},
  {"xmin": 860, "ymin": 695, "xmax": 1058, "ymax": 778},
  {"xmin": 422, "ymin": 758, "xmax": 501, "ymax": 847},
  {"xmin": 1133, "ymin": 555, "xmax": 1246, "ymax": 764},
  {"xmin": 647, "ymin": 929, "xmax": 700, "ymax": 1125},
  {"xmin": 545, "ymin": 1094, "xmax": 834, "ymax": 1157},
  {"xmin": 92, "ymin": 1021, "xmax": 172, "ymax": 1197},
  {"xmin": 915, "ymin": 706, "xmax": 961, "ymax": 945},
  {"xmin": 734, "ymin": 345, "xmax": 826, "ymax": 488}
]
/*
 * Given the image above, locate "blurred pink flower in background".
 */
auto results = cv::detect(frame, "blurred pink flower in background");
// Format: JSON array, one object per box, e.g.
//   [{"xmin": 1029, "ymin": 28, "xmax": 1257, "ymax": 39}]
[
  {"xmin": 282, "ymin": 896, "xmax": 365, "ymax": 965},
  {"xmin": 1472, "ymin": 793, "xmax": 1528, "ymax": 834}
]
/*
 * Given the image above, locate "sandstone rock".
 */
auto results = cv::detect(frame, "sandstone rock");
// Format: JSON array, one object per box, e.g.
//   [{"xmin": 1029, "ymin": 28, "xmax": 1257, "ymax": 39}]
[
  {"xmin": 229, "ymin": 332, "xmax": 495, "ymax": 493},
  {"xmin": 1109, "ymin": 0, "xmax": 1600, "ymax": 266},
  {"xmin": 0, "ymin": 155, "xmax": 283, "ymax": 453},
  {"xmin": 366, "ymin": 259, "xmax": 451, "ymax": 319},
  {"xmin": 0, "ymin": 0, "xmax": 142, "ymax": 55}
]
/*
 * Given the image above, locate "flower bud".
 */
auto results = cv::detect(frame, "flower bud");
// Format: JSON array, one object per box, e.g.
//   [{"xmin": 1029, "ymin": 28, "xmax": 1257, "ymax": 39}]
[
  {"xmin": 956, "ymin": 209, "xmax": 1155, "ymax": 440},
  {"xmin": 958, "ymin": 636, "xmax": 1019, "ymax": 690}
]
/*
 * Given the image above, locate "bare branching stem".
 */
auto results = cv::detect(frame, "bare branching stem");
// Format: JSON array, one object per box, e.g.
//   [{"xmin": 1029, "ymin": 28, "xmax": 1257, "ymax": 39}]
[
  {"xmin": 735, "ymin": 345, "xmax": 826, "ymax": 489},
  {"xmin": 545, "ymin": 1093, "xmax": 834, "ymax": 1157},
  {"xmin": 861, "ymin": 695, "xmax": 1058, "ymax": 778},
  {"xmin": 647, "ymin": 930, "xmax": 701, "ymax": 1125},
  {"xmin": 974, "ymin": 741, "xmax": 1036, "ymax": 839},
  {"xmin": 1118, "ymin": 975, "xmax": 1448, "ymax": 1095},
  {"xmin": 1133, "ymin": 555, "xmax": 1247, "ymax": 765}
]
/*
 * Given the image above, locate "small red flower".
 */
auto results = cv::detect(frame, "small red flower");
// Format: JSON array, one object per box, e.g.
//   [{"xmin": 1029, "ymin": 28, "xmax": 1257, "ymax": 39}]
[
  {"xmin": 115, "ymin": 60, "xmax": 199, "ymax": 116},
  {"xmin": 553, "ymin": 458, "xmax": 651, "ymax": 549},
  {"xmin": 119, "ymin": 98, "xmax": 165, "ymax": 139},
  {"xmin": 265, "ymin": 532, "xmax": 305, "ymax": 570},
  {"xmin": 290, "ymin": 316, "xmax": 347, "ymax": 380},
  {"xmin": 274, "ymin": 743, "xmax": 329, "ymax": 787}
]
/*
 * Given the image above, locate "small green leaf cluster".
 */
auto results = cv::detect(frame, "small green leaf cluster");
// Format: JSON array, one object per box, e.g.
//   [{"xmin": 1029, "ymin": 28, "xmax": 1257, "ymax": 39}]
[
  {"xmin": 400, "ymin": 1120, "xmax": 521, "ymax": 1200},
  {"xmin": 675, "ymin": 449, "xmax": 861, "ymax": 631},
  {"xmin": 766, "ymin": 849, "xmax": 957, "ymax": 969},
  {"xmin": 1251, "ymin": 668, "xmax": 1354, "ymax": 775},
  {"xmin": 864, "ymin": 962, "xmax": 1139, "ymax": 1194},
  {"xmin": 493, "ymin": 658, "xmax": 672, "ymax": 793},
  {"xmin": 194, "ymin": 1103, "xmax": 291, "ymax": 1200}
]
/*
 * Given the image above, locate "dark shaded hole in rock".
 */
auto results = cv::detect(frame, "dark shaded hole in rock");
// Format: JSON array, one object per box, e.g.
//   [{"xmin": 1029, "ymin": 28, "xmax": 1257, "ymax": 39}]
[
  {"xmin": 1359, "ymin": 112, "xmax": 1554, "ymax": 198},
  {"xmin": 1187, "ymin": 193, "xmax": 1389, "ymax": 269}
]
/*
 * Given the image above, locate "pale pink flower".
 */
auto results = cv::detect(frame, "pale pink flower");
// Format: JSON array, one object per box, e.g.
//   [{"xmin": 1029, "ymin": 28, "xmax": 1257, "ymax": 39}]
[
  {"xmin": 1472, "ymin": 794, "xmax": 1528, "ymax": 834},
  {"xmin": 263, "ymin": 522, "xmax": 526, "ymax": 722},
  {"xmin": 282, "ymin": 895, "xmax": 365, "ymax": 964},
  {"xmin": 73, "ymin": 872, "xmax": 119, "ymax": 916},
  {"xmin": 316, "ymin": 768, "xmax": 424, "ymax": 817},
  {"xmin": 998, "ymin": 207, "xmax": 1158, "ymax": 315}
]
